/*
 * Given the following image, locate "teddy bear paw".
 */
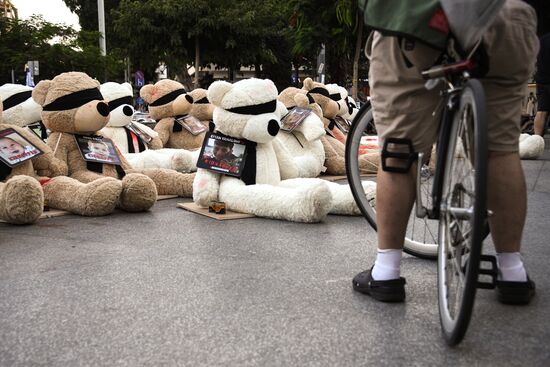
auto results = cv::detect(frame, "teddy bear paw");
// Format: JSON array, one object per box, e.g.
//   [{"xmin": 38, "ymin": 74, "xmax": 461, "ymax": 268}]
[
  {"xmin": 1, "ymin": 176, "xmax": 44, "ymax": 224},
  {"xmin": 293, "ymin": 181, "xmax": 332, "ymax": 223},
  {"xmin": 118, "ymin": 173, "xmax": 157, "ymax": 212},
  {"xmin": 171, "ymin": 150, "xmax": 195, "ymax": 172}
]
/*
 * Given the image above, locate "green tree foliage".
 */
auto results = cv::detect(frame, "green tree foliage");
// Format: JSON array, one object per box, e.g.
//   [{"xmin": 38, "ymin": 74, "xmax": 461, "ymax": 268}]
[
  {"xmin": 112, "ymin": 0, "xmax": 292, "ymax": 88},
  {"xmin": 0, "ymin": 15, "xmax": 123, "ymax": 84},
  {"xmin": 287, "ymin": 0, "xmax": 367, "ymax": 85}
]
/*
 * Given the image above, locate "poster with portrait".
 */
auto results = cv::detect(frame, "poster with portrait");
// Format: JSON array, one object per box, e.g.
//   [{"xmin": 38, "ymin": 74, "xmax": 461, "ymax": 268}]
[
  {"xmin": 27, "ymin": 122, "xmax": 48, "ymax": 141},
  {"xmin": 0, "ymin": 128, "xmax": 43, "ymax": 167},
  {"xmin": 281, "ymin": 107, "xmax": 312, "ymax": 132},
  {"xmin": 74, "ymin": 135, "xmax": 122, "ymax": 165},
  {"xmin": 175, "ymin": 115, "xmax": 208, "ymax": 135},
  {"xmin": 333, "ymin": 116, "xmax": 351, "ymax": 134},
  {"xmin": 125, "ymin": 122, "xmax": 154, "ymax": 144},
  {"xmin": 196, "ymin": 132, "xmax": 248, "ymax": 177}
]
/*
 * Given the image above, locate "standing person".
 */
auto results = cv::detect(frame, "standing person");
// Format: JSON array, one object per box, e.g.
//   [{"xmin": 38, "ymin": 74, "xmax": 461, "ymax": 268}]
[
  {"xmin": 353, "ymin": 0, "xmax": 539, "ymax": 304},
  {"xmin": 534, "ymin": 33, "xmax": 550, "ymax": 136}
]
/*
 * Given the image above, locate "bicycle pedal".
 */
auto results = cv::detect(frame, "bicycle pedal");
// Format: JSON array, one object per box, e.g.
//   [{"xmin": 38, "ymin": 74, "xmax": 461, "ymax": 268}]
[{"xmin": 477, "ymin": 254, "xmax": 497, "ymax": 289}]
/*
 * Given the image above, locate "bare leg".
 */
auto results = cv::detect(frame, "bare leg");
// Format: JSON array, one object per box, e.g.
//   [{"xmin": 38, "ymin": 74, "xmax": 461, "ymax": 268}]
[
  {"xmin": 487, "ymin": 151, "xmax": 526, "ymax": 253},
  {"xmin": 533, "ymin": 111, "xmax": 548, "ymax": 136},
  {"xmin": 376, "ymin": 163, "xmax": 417, "ymax": 250}
]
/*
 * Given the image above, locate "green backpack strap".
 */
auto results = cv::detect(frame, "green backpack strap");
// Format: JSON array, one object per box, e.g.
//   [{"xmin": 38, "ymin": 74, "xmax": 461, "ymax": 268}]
[{"xmin": 358, "ymin": 0, "xmax": 450, "ymax": 50}]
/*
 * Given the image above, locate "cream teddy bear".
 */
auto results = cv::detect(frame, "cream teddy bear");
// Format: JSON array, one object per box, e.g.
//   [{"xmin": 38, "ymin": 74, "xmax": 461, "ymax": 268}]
[
  {"xmin": 99, "ymin": 82, "xmax": 195, "ymax": 172},
  {"xmin": 0, "ymin": 83, "xmax": 47, "ymax": 140},
  {"xmin": 193, "ymin": 78, "xmax": 376, "ymax": 222}
]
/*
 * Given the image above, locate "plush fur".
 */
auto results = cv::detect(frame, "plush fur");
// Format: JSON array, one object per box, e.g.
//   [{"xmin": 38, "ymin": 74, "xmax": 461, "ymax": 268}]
[
  {"xmin": 142, "ymin": 79, "xmax": 206, "ymax": 150},
  {"xmin": 276, "ymin": 87, "xmax": 325, "ymax": 177},
  {"xmin": 0, "ymin": 101, "xmax": 46, "ymax": 224},
  {"xmin": 100, "ymin": 82, "xmax": 195, "ymax": 172},
  {"xmin": 193, "ymin": 78, "xmax": 375, "ymax": 222},
  {"xmin": 519, "ymin": 133, "xmax": 545, "ymax": 159},
  {"xmin": 0, "ymin": 84, "xmax": 42, "ymax": 128},
  {"xmin": 302, "ymin": 78, "xmax": 378, "ymax": 175},
  {"xmin": 33, "ymin": 72, "xmax": 196, "ymax": 216},
  {"xmin": 188, "ymin": 88, "xmax": 214, "ymax": 122}
]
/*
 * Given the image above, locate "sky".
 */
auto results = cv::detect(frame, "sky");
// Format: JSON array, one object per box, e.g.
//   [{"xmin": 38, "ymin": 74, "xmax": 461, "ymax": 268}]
[{"xmin": 12, "ymin": 0, "xmax": 81, "ymax": 30}]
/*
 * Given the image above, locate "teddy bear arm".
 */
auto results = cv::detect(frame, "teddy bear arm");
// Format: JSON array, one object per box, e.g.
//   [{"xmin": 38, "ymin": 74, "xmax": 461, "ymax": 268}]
[
  {"xmin": 153, "ymin": 118, "xmax": 173, "ymax": 146},
  {"xmin": 148, "ymin": 136, "xmax": 164, "ymax": 150},
  {"xmin": 192, "ymin": 168, "xmax": 221, "ymax": 207},
  {"xmin": 272, "ymin": 138, "xmax": 300, "ymax": 180},
  {"xmin": 321, "ymin": 136, "xmax": 346, "ymax": 175}
]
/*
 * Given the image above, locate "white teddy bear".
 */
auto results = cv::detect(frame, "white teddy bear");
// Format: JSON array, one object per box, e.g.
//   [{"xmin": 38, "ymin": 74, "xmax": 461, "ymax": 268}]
[
  {"xmin": 0, "ymin": 83, "xmax": 46, "ymax": 139},
  {"xmin": 519, "ymin": 133, "xmax": 545, "ymax": 160},
  {"xmin": 99, "ymin": 82, "xmax": 196, "ymax": 172},
  {"xmin": 192, "ymin": 78, "xmax": 375, "ymax": 222}
]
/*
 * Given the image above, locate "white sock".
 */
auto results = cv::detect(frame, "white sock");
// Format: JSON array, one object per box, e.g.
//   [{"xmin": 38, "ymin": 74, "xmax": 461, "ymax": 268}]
[
  {"xmin": 497, "ymin": 252, "xmax": 527, "ymax": 282},
  {"xmin": 372, "ymin": 248, "xmax": 402, "ymax": 280}
]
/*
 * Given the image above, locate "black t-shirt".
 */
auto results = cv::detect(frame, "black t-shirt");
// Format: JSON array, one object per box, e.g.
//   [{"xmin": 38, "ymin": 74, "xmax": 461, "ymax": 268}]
[{"xmin": 536, "ymin": 33, "xmax": 550, "ymax": 84}]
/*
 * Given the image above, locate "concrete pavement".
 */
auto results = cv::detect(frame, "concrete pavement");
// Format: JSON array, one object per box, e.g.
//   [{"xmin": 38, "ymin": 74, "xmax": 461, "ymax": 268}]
[{"xmin": 1, "ymin": 142, "xmax": 549, "ymax": 366}]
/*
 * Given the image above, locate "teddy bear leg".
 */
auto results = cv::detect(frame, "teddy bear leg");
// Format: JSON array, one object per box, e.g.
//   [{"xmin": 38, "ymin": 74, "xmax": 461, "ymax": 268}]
[
  {"xmin": 358, "ymin": 152, "xmax": 380, "ymax": 174},
  {"xmin": 321, "ymin": 137, "xmax": 346, "ymax": 175},
  {"xmin": 128, "ymin": 168, "xmax": 195, "ymax": 197},
  {"xmin": 321, "ymin": 180, "xmax": 377, "ymax": 215},
  {"xmin": 0, "ymin": 176, "xmax": 44, "ymax": 224},
  {"xmin": 219, "ymin": 177, "xmax": 332, "ymax": 223},
  {"xmin": 117, "ymin": 173, "xmax": 157, "ymax": 212},
  {"xmin": 168, "ymin": 149, "xmax": 198, "ymax": 173},
  {"xmin": 43, "ymin": 176, "xmax": 122, "ymax": 216}
]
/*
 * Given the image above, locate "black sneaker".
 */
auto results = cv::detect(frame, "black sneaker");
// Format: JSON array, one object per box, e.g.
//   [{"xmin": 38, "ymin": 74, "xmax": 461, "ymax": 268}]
[
  {"xmin": 352, "ymin": 267, "xmax": 406, "ymax": 302},
  {"xmin": 496, "ymin": 277, "xmax": 536, "ymax": 305}
]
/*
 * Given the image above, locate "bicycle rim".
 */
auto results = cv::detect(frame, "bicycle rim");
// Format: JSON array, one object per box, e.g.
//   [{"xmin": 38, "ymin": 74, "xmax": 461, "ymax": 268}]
[
  {"xmin": 438, "ymin": 79, "xmax": 488, "ymax": 346},
  {"xmin": 345, "ymin": 104, "xmax": 438, "ymax": 260}
]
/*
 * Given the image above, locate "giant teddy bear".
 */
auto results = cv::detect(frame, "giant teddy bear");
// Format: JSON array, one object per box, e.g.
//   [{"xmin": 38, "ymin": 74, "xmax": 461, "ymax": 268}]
[
  {"xmin": 192, "ymin": 78, "xmax": 376, "ymax": 222},
  {"xmin": 302, "ymin": 78, "xmax": 378, "ymax": 175},
  {"xmin": 141, "ymin": 79, "xmax": 206, "ymax": 150},
  {"xmin": 32, "ymin": 72, "xmax": 196, "ymax": 216},
  {"xmin": 275, "ymin": 86, "xmax": 326, "ymax": 178},
  {"xmin": 0, "ymin": 83, "xmax": 47, "ymax": 140},
  {"xmin": 99, "ymin": 81, "xmax": 195, "ymax": 172}
]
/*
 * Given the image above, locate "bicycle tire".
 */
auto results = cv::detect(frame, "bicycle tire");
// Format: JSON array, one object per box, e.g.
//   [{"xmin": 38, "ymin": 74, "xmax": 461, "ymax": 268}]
[
  {"xmin": 345, "ymin": 103, "xmax": 439, "ymax": 260},
  {"xmin": 437, "ymin": 79, "xmax": 488, "ymax": 346}
]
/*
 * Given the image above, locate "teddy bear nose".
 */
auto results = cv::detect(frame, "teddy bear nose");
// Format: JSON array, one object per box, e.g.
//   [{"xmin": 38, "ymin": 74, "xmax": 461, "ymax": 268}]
[
  {"xmin": 267, "ymin": 119, "xmax": 280, "ymax": 136},
  {"xmin": 97, "ymin": 102, "xmax": 110, "ymax": 117},
  {"xmin": 185, "ymin": 95, "xmax": 193, "ymax": 104},
  {"xmin": 123, "ymin": 106, "xmax": 133, "ymax": 116}
]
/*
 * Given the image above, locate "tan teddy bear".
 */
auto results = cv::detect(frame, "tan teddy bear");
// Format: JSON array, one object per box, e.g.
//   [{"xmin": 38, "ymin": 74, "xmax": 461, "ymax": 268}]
[
  {"xmin": 302, "ymin": 78, "xmax": 378, "ymax": 175},
  {"xmin": 188, "ymin": 88, "xmax": 214, "ymax": 123},
  {"xmin": 33, "ymin": 72, "xmax": 196, "ymax": 216},
  {"xmin": 141, "ymin": 80, "xmax": 207, "ymax": 151}
]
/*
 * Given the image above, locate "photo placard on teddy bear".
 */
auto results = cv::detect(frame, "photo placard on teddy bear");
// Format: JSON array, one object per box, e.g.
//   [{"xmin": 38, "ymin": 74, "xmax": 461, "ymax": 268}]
[
  {"xmin": 125, "ymin": 122, "xmax": 154, "ymax": 144},
  {"xmin": 196, "ymin": 131, "xmax": 248, "ymax": 177},
  {"xmin": 26, "ymin": 122, "xmax": 48, "ymax": 141},
  {"xmin": 175, "ymin": 115, "xmax": 208, "ymax": 135},
  {"xmin": 333, "ymin": 116, "xmax": 351, "ymax": 134},
  {"xmin": 0, "ymin": 128, "xmax": 44, "ymax": 167},
  {"xmin": 281, "ymin": 107, "xmax": 312, "ymax": 132},
  {"xmin": 75, "ymin": 134, "xmax": 122, "ymax": 165}
]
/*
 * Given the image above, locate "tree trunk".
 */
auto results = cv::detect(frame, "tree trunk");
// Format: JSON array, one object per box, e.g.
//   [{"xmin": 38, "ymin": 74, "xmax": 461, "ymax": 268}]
[
  {"xmin": 352, "ymin": 11, "xmax": 364, "ymax": 101},
  {"xmin": 194, "ymin": 36, "xmax": 200, "ymax": 89}
]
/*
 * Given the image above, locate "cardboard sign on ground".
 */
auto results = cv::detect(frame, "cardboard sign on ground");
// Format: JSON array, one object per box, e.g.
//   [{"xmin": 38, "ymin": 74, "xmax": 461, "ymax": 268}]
[{"xmin": 177, "ymin": 202, "xmax": 255, "ymax": 220}]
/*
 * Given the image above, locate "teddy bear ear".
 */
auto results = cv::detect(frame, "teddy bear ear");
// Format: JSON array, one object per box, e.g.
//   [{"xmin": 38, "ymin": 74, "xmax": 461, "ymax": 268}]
[
  {"xmin": 294, "ymin": 93, "xmax": 309, "ymax": 107},
  {"xmin": 122, "ymin": 82, "xmax": 133, "ymax": 93},
  {"xmin": 207, "ymin": 80, "xmax": 233, "ymax": 107},
  {"xmin": 32, "ymin": 80, "xmax": 53, "ymax": 106},
  {"xmin": 302, "ymin": 77, "xmax": 314, "ymax": 91},
  {"xmin": 140, "ymin": 84, "xmax": 155, "ymax": 103}
]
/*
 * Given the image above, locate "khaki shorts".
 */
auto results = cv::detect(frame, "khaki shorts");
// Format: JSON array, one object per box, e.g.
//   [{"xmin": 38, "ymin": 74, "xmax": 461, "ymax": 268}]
[{"xmin": 368, "ymin": 0, "xmax": 539, "ymax": 153}]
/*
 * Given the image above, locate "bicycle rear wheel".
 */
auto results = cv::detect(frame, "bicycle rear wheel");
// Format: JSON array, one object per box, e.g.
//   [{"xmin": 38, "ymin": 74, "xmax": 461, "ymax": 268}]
[
  {"xmin": 438, "ymin": 79, "xmax": 488, "ymax": 346},
  {"xmin": 345, "ymin": 103, "xmax": 439, "ymax": 259}
]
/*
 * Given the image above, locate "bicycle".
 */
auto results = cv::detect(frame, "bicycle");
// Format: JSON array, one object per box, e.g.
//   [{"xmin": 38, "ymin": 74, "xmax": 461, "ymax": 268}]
[{"xmin": 345, "ymin": 58, "xmax": 498, "ymax": 345}]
